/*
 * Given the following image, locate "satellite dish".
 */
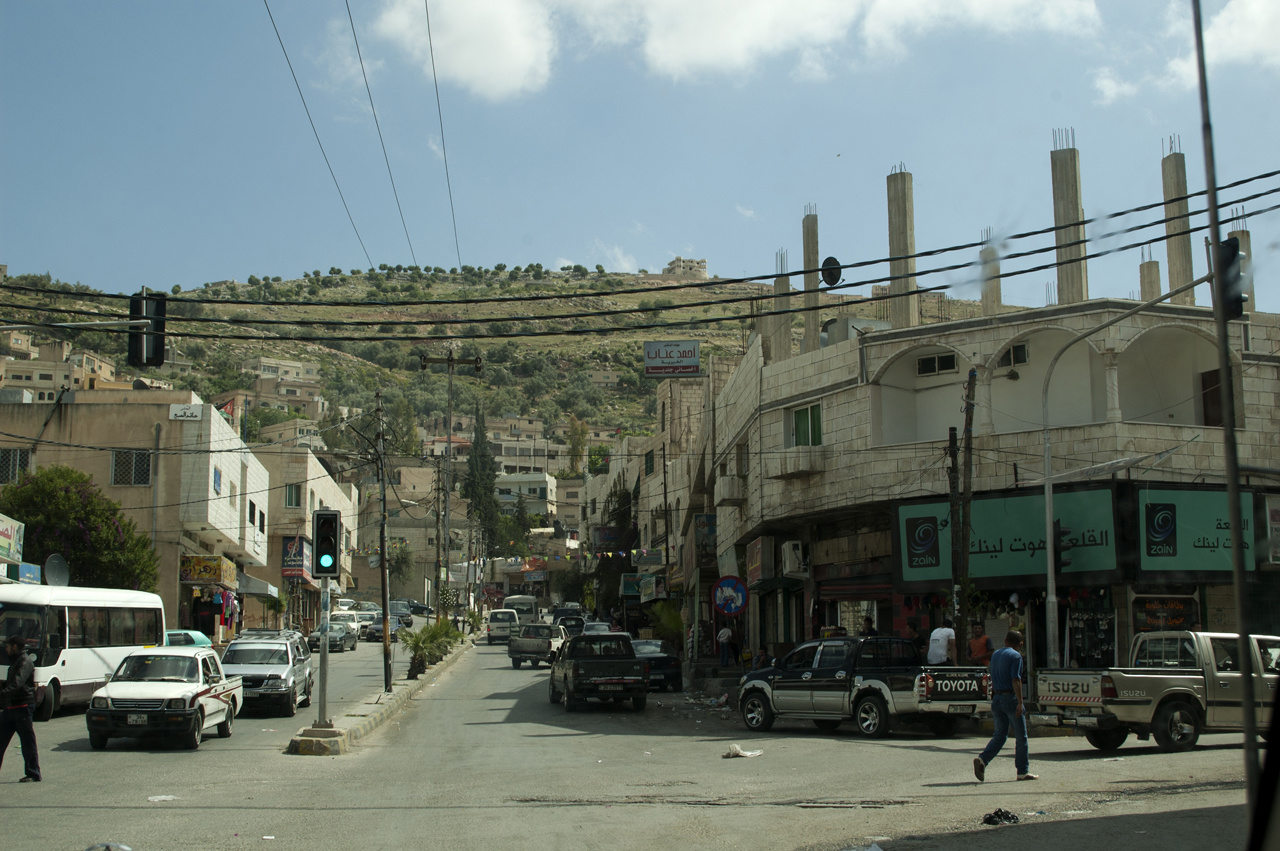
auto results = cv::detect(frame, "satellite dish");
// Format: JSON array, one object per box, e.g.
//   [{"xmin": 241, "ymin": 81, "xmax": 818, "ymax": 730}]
[
  {"xmin": 820, "ymin": 256, "xmax": 842, "ymax": 288},
  {"xmin": 44, "ymin": 554, "xmax": 69, "ymax": 586}
]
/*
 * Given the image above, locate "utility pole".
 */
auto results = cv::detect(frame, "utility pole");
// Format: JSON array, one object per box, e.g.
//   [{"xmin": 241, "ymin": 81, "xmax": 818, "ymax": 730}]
[
  {"xmin": 376, "ymin": 391, "xmax": 391, "ymax": 692},
  {"xmin": 947, "ymin": 425, "xmax": 960, "ymax": 610},
  {"xmin": 956, "ymin": 369, "xmax": 977, "ymax": 661}
]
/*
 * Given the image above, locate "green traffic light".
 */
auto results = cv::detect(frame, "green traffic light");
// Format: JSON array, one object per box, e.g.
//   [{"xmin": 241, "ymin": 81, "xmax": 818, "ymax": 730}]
[{"xmin": 319, "ymin": 553, "xmax": 335, "ymax": 568}]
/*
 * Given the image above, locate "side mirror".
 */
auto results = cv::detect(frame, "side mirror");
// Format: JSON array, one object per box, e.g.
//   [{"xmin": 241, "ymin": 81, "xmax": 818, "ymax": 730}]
[{"xmin": 103, "ymin": 672, "xmax": 113, "ymax": 683}]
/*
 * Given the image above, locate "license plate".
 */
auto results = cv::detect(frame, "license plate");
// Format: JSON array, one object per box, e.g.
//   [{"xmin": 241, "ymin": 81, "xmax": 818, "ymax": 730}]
[
  {"xmin": 947, "ymin": 704, "xmax": 975, "ymax": 714},
  {"xmin": 244, "ymin": 689, "xmax": 261, "ymax": 697},
  {"xmin": 127, "ymin": 714, "xmax": 147, "ymax": 726},
  {"xmin": 1063, "ymin": 706, "xmax": 1088, "ymax": 718},
  {"xmin": 600, "ymin": 685, "xmax": 623, "ymax": 691}
]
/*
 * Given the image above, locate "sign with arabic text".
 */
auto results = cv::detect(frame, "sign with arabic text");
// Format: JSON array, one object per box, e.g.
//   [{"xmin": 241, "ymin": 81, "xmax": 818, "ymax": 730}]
[
  {"xmin": 169, "ymin": 403, "xmax": 204, "ymax": 421},
  {"xmin": 1138, "ymin": 488, "xmax": 1254, "ymax": 573},
  {"xmin": 643, "ymin": 341, "xmax": 701, "ymax": 377},
  {"xmin": 0, "ymin": 512, "xmax": 24, "ymax": 565}
]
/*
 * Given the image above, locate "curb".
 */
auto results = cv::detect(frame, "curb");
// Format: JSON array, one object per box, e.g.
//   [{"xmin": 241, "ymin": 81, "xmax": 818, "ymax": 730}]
[{"xmin": 287, "ymin": 637, "xmax": 474, "ymax": 756}]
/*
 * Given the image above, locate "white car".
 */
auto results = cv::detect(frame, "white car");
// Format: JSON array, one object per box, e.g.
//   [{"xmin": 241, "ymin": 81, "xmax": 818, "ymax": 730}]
[{"xmin": 328, "ymin": 611, "xmax": 362, "ymax": 637}]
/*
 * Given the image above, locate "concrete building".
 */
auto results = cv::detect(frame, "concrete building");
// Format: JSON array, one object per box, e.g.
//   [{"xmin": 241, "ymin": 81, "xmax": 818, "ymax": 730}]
[
  {"xmin": 497, "ymin": 472, "xmax": 556, "ymax": 519},
  {"xmin": 662, "ymin": 257, "xmax": 708, "ymax": 279},
  {"xmin": 257, "ymin": 418, "xmax": 326, "ymax": 451}
]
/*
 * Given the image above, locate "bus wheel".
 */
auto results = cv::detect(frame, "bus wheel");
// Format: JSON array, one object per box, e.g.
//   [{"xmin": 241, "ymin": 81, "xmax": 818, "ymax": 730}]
[{"xmin": 35, "ymin": 682, "xmax": 58, "ymax": 722}]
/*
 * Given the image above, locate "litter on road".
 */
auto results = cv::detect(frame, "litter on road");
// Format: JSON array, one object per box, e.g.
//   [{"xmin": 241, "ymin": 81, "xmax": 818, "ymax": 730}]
[{"xmin": 723, "ymin": 743, "xmax": 763, "ymax": 758}]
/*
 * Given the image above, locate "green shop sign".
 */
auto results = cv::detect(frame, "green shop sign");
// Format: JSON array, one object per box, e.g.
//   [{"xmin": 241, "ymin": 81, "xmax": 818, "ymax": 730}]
[{"xmin": 1137, "ymin": 488, "xmax": 1254, "ymax": 573}]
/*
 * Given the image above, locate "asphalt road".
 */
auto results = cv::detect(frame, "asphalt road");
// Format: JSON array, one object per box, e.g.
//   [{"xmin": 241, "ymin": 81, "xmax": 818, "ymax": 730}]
[{"xmin": 0, "ymin": 640, "xmax": 1256, "ymax": 851}]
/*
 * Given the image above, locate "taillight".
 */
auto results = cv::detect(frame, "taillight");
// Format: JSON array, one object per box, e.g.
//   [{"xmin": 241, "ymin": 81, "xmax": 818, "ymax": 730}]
[
  {"xmin": 643, "ymin": 661, "xmax": 651, "ymax": 676},
  {"xmin": 918, "ymin": 672, "xmax": 934, "ymax": 698},
  {"xmin": 1101, "ymin": 676, "xmax": 1116, "ymax": 699},
  {"xmin": 573, "ymin": 661, "xmax": 580, "ymax": 677},
  {"xmin": 981, "ymin": 672, "xmax": 992, "ymax": 698}
]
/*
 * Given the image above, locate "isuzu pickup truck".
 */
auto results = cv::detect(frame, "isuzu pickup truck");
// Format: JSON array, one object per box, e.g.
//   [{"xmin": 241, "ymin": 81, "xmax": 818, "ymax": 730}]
[
  {"xmin": 548, "ymin": 633, "xmax": 649, "ymax": 711},
  {"xmin": 85, "ymin": 646, "xmax": 241, "ymax": 750},
  {"xmin": 737, "ymin": 636, "xmax": 991, "ymax": 737},
  {"xmin": 509, "ymin": 622, "xmax": 567, "ymax": 668},
  {"xmin": 1032, "ymin": 630, "xmax": 1280, "ymax": 751}
]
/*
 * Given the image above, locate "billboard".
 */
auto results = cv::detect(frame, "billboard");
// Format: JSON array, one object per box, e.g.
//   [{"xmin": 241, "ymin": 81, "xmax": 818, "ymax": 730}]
[
  {"xmin": 1137, "ymin": 488, "xmax": 1254, "ymax": 573},
  {"xmin": 282, "ymin": 535, "xmax": 313, "ymax": 578},
  {"xmin": 0, "ymin": 512, "xmax": 24, "ymax": 565},
  {"xmin": 694, "ymin": 514, "xmax": 717, "ymax": 569},
  {"xmin": 644, "ymin": 341, "xmax": 701, "ymax": 378}
]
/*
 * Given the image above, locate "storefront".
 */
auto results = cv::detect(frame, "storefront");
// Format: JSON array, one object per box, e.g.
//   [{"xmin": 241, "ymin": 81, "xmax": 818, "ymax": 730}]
[
  {"xmin": 179, "ymin": 554, "xmax": 239, "ymax": 644},
  {"xmin": 281, "ymin": 535, "xmax": 319, "ymax": 633},
  {"xmin": 236, "ymin": 570, "xmax": 280, "ymax": 630}
]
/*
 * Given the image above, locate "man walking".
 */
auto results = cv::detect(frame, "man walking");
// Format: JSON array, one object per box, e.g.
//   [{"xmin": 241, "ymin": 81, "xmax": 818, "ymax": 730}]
[
  {"xmin": 1, "ymin": 635, "xmax": 42, "ymax": 782},
  {"xmin": 973, "ymin": 630, "xmax": 1036, "ymax": 782},
  {"xmin": 717, "ymin": 624, "xmax": 734, "ymax": 667}
]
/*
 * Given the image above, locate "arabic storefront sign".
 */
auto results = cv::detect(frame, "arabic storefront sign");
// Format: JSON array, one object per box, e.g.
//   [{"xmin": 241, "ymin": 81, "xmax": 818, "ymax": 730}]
[
  {"xmin": 643, "ymin": 341, "xmax": 701, "ymax": 378},
  {"xmin": 1137, "ymin": 488, "xmax": 1254, "ymax": 573},
  {"xmin": 1132, "ymin": 594, "xmax": 1198, "ymax": 632},
  {"xmin": 620, "ymin": 573, "xmax": 642, "ymax": 597},
  {"xmin": 639, "ymin": 573, "xmax": 668, "ymax": 603},
  {"xmin": 523, "ymin": 570, "xmax": 547, "ymax": 582},
  {"xmin": 179, "ymin": 554, "xmax": 238, "ymax": 589},
  {"xmin": 169, "ymin": 403, "xmax": 204, "ymax": 421},
  {"xmin": 897, "ymin": 489, "xmax": 1117, "ymax": 586},
  {"xmin": 0, "ymin": 512, "xmax": 24, "ymax": 565}
]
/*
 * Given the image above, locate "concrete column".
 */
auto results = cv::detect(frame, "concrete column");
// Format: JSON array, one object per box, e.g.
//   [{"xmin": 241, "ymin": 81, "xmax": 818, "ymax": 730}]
[
  {"xmin": 1104, "ymin": 352, "xmax": 1122, "ymax": 423},
  {"xmin": 1227, "ymin": 225, "xmax": 1254, "ymax": 315},
  {"xmin": 802, "ymin": 210, "xmax": 820, "ymax": 353},
  {"xmin": 980, "ymin": 244, "xmax": 1002, "ymax": 316},
  {"xmin": 1162, "ymin": 151, "xmax": 1196, "ymax": 306},
  {"xmin": 1140, "ymin": 258, "xmax": 1162, "ymax": 301},
  {"xmin": 976, "ymin": 366, "xmax": 994, "ymax": 436},
  {"xmin": 886, "ymin": 169, "xmax": 919, "ymax": 329},
  {"xmin": 770, "ymin": 275, "xmax": 791, "ymax": 362},
  {"xmin": 1051, "ymin": 140, "xmax": 1089, "ymax": 304}
]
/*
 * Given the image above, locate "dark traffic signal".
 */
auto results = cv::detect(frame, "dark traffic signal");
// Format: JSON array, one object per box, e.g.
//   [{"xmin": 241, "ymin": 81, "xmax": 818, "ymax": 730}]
[
  {"xmin": 126, "ymin": 291, "xmax": 167, "ymax": 368},
  {"xmin": 313, "ymin": 509, "xmax": 342, "ymax": 577},
  {"xmin": 1053, "ymin": 519, "xmax": 1074, "ymax": 575},
  {"xmin": 1216, "ymin": 236, "xmax": 1247, "ymax": 321}
]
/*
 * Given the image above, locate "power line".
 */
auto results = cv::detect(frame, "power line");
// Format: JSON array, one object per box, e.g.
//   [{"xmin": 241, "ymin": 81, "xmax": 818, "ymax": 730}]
[{"xmin": 261, "ymin": 0, "xmax": 373, "ymax": 269}]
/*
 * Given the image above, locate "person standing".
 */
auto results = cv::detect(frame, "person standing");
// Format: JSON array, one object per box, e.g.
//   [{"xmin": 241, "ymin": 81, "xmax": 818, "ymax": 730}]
[
  {"xmin": 968, "ymin": 622, "xmax": 994, "ymax": 666},
  {"xmin": 927, "ymin": 617, "xmax": 956, "ymax": 665},
  {"xmin": 905, "ymin": 621, "xmax": 928, "ymax": 658},
  {"xmin": 717, "ymin": 624, "xmax": 734, "ymax": 667},
  {"xmin": 0, "ymin": 635, "xmax": 42, "ymax": 782},
  {"xmin": 858, "ymin": 616, "xmax": 878, "ymax": 637},
  {"xmin": 973, "ymin": 630, "xmax": 1037, "ymax": 782}
]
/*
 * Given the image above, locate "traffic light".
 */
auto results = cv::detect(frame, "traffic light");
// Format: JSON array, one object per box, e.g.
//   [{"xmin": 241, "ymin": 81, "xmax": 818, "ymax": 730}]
[
  {"xmin": 1053, "ymin": 519, "xmax": 1074, "ymax": 575},
  {"xmin": 1216, "ymin": 236, "xmax": 1248, "ymax": 321},
  {"xmin": 126, "ymin": 291, "xmax": 167, "ymax": 368},
  {"xmin": 313, "ymin": 509, "xmax": 342, "ymax": 578}
]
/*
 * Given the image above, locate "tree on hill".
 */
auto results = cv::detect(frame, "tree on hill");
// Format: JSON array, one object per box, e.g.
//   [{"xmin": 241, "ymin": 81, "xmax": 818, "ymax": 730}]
[
  {"xmin": 461, "ymin": 404, "xmax": 501, "ymax": 556},
  {"xmin": 567, "ymin": 415, "xmax": 588, "ymax": 475},
  {"xmin": 0, "ymin": 466, "xmax": 159, "ymax": 591}
]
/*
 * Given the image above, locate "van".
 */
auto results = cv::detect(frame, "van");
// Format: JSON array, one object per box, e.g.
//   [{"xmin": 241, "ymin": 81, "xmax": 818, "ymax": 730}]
[{"xmin": 484, "ymin": 609, "xmax": 519, "ymax": 645}]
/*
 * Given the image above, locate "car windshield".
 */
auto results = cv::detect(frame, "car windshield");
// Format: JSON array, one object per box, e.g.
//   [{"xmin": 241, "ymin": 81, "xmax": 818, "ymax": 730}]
[
  {"xmin": 115, "ymin": 654, "xmax": 199, "ymax": 682},
  {"xmin": 523, "ymin": 625, "xmax": 551, "ymax": 638},
  {"xmin": 583, "ymin": 623, "xmax": 610, "ymax": 633},
  {"xmin": 569, "ymin": 637, "xmax": 631, "ymax": 658},
  {"xmin": 223, "ymin": 645, "xmax": 289, "ymax": 665},
  {"xmin": 632, "ymin": 640, "xmax": 672, "ymax": 656},
  {"xmin": 491, "ymin": 612, "xmax": 515, "ymax": 623}
]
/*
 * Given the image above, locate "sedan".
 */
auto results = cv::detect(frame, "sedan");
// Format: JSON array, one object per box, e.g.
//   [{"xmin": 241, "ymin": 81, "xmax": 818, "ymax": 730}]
[
  {"xmin": 309, "ymin": 622, "xmax": 358, "ymax": 653},
  {"xmin": 365, "ymin": 619, "xmax": 400, "ymax": 643},
  {"xmin": 632, "ymin": 639, "xmax": 683, "ymax": 692},
  {"xmin": 354, "ymin": 611, "xmax": 379, "ymax": 637}
]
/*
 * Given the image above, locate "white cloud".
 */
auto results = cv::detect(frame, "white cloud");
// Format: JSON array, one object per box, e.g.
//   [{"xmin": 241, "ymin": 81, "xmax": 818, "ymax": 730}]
[
  {"xmin": 372, "ymin": 0, "xmax": 556, "ymax": 101},
  {"xmin": 592, "ymin": 239, "xmax": 637, "ymax": 273},
  {"xmin": 736, "ymin": 205, "xmax": 755, "ymax": 218},
  {"xmin": 316, "ymin": 18, "xmax": 383, "ymax": 93},
  {"xmin": 860, "ymin": 0, "xmax": 1100, "ymax": 58},
  {"xmin": 1167, "ymin": 0, "xmax": 1280, "ymax": 88},
  {"xmin": 1092, "ymin": 67, "xmax": 1139, "ymax": 104}
]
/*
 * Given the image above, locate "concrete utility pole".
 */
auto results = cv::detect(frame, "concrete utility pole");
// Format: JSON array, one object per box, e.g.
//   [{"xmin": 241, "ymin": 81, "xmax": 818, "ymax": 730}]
[
  {"xmin": 956, "ymin": 369, "xmax": 977, "ymax": 660},
  {"xmin": 377, "ymin": 391, "xmax": 391, "ymax": 692}
]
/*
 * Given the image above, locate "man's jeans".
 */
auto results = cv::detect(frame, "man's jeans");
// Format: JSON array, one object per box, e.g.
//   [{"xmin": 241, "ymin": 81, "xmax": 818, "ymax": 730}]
[
  {"xmin": 720, "ymin": 641, "xmax": 732, "ymax": 666},
  {"xmin": 0, "ymin": 705, "xmax": 41, "ymax": 780},
  {"xmin": 979, "ymin": 693, "xmax": 1029, "ymax": 776}
]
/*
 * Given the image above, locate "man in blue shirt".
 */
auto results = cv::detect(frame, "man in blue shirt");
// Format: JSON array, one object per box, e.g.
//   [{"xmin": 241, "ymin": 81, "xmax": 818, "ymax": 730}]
[{"xmin": 973, "ymin": 630, "xmax": 1037, "ymax": 782}]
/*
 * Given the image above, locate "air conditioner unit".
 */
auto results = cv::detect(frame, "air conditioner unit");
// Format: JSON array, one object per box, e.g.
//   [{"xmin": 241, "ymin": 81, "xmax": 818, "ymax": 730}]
[{"xmin": 781, "ymin": 540, "xmax": 809, "ymax": 578}]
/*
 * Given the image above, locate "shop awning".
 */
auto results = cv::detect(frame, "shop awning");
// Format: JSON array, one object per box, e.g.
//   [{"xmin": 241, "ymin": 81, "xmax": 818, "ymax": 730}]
[{"xmin": 236, "ymin": 571, "xmax": 278, "ymax": 599}]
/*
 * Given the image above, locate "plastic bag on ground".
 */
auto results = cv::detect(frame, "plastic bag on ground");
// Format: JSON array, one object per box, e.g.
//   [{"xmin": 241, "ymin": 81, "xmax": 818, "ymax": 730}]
[{"xmin": 723, "ymin": 743, "xmax": 763, "ymax": 758}]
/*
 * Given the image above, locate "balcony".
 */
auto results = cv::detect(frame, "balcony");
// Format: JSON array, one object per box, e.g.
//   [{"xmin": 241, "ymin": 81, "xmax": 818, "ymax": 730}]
[
  {"xmin": 765, "ymin": 444, "xmax": 827, "ymax": 480},
  {"xmin": 715, "ymin": 475, "xmax": 746, "ymax": 507}
]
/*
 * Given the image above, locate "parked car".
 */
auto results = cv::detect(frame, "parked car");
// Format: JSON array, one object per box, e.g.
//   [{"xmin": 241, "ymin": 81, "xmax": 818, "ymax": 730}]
[
  {"xmin": 165, "ymin": 629, "xmax": 212, "ymax": 647},
  {"xmin": 353, "ymin": 611, "xmax": 379, "ymax": 638},
  {"xmin": 327, "ymin": 611, "xmax": 362, "ymax": 638},
  {"xmin": 220, "ymin": 630, "xmax": 313, "ymax": 717},
  {"xmin": 354, "ymin": 601, "xmax": 381, "ymax": 612},
  {"xmin": 309, "ymin": 622, "xmax": 358, "ymax": 653},
  {"xmin": 632, "ymin": 639, "xmax": 682, "ymax": 692},
  {"xmin": 388, "ymin": 601, "xmax": 414, "ymax": 628},
  {"xmin": 548, "ymin": 633, "xmax": 648, "ymax": 711},
  {"xmin": 366, "ymin": 619, "xmax": 400, "ymax": 643}
]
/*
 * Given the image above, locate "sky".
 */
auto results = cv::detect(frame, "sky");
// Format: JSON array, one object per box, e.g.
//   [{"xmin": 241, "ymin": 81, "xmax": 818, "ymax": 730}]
[{"xmin": 3, "ymin": 0, "xmax": 1279, "ymax": 311}]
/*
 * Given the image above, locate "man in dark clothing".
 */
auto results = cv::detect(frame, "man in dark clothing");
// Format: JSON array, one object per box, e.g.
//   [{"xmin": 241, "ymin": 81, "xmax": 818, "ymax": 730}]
[{"xmin": 1, "ymin": 635, "xmax": 42, "ymax": 782}]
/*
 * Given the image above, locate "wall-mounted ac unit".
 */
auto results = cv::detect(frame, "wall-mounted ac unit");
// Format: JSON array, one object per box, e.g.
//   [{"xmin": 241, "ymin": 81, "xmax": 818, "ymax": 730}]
[{"xmin": 781, "ymin": 540, "xmax": 809, "ymax": 578}]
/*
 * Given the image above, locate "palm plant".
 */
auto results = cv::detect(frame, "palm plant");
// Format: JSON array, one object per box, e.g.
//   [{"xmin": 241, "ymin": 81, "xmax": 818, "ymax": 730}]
[{"xmin": 402, "ymin": 619, "xmax": 464, "ymax": 679}]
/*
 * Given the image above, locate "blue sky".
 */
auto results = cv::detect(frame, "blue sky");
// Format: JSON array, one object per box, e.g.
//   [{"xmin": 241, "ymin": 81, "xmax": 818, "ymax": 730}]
[{"xmin": 3, "ymin": 0, "xmax": 1278, "ymax": 310}]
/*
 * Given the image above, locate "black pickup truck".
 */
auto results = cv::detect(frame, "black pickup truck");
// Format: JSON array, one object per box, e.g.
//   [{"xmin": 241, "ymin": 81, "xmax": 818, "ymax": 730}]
[
  {"xmin": 737, "ymin": 636, "xmax": 991, "ymax": 737},
  {"xmin": 548, "ymin": 633, "xmax": 649, "ymax": 711}
]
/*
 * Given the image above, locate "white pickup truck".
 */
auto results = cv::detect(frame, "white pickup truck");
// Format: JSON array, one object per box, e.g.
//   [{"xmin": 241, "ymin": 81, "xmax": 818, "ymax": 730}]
[
  {"xmin": 85, "ymin": 646, "xmax": 242, "ymax": 750},
  {"xmin": 1033, "ymin": 630, "xmax": 1279, "ymax": 752}
]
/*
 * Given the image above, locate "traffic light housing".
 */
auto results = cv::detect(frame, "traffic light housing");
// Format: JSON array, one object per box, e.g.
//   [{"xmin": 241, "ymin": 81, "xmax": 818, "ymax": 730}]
[
  {"xmin": 1053, "ymin": 519, "xmax": 1074, "ymax": 575},
  {"xmin": 313, "ymin": 509, "xmax": 342, "ymax": 578},
  {"xmin": 127, "ymin": 291, "xmax": 167, "ymax": 368},
  {"xmin": 1216, "ymin": 236, "xmax": 1248, "ymax": 321}
]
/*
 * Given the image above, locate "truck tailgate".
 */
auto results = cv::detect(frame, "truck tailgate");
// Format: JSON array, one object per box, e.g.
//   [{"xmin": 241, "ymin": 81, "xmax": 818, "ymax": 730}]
[{"xmin": 1035, "ymin": 669, "xmax": 1108, "ymax": 706}]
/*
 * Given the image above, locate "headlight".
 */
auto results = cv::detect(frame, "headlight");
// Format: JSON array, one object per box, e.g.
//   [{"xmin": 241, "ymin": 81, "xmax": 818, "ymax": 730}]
[
  {"xmin": 738, "ymin": 675, "xmax": 747, "ymax": 685},
  {"xmin": 264, "ymin": 674, "xmax": 282, "ymax": 682},
  {"xmin": 92, "ymin": 697, "xmax": 108, "ymax": 709},
  {"xmin": 166, "ymin": 698, "xmax": 187, "ymax": 710}
]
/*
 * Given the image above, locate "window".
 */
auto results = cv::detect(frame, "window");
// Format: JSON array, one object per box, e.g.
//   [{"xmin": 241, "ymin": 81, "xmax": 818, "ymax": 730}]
[
  {"xmin": 789, "ymin": 403, "xmax": 823, "ymax": 447},
  {"xmin": 997, "ymin": 344, "xmax": 1029, "ymax": 368},
  {"xmin": 645, "ymin": 450, "xmax": 655, "ymax": 476},
  {"xmin": 917, "ymin": 353, "xmax": 958, "ymax": 376},
  {"xmin": 213, "ymin": 466, "xmax": 222, "ymax": 495},
  {"xmin": 735, "ymin": 442, "xmax": 748, "ymax": 476},
  {"xmin": 259, "ymin": 509, "xmax": 266, "ymax": 533},
  {"xmin": 0, "ymin": 448, "xmax": 30, "ymax": 484},
  {"xmin": 566, "ymin": 491, "xmax": 578, "ymax": 499},
  {"xmin": 38, "ymin": 373, "xmax": 53, "ymax": 381},
  {"xmin": 112, "ymin": 450, "xmax": 151, "ymax": 486},
  {"xmin": 249, "ymin": 501, "xmax": 257, "ymax": 525},
  {"xmin": 285, "ymin": 484, "xmax": 302, "ymax": 508}
]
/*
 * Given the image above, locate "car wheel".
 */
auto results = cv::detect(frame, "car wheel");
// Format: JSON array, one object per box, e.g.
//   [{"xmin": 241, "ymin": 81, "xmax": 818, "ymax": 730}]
[
  {"xmin": 548, "ymin": 675, "xmax": 563, "ymax": 704},
  {"xmin": 1085, "ymin": 728, "xmax": 1129, "ymax": 752},
  {"xmin": 740, "ymin": 691, "xmax": 775, "ymax": 732},
  {"xmin": 512, "ymin": 658, "xmax": 522, "ymax": 669},
  {"xmin": 855, "ymin": 694, "xmax": 890, "ymax": 738},
  {"xmin": 632, "ymin": 693, "xmax": 647, "ymax": 711},
  {"xmin": 217, "ymin": 701, "xmax": 235, "ymax": 738},
  {"xmin": 183, "ymin": 711, "xmax": 204, "ymax": 750},
  {"xmin": 1152, "ymin": 702, "xmax": 1200, "ymax": 751},
  {"xmin": 35, "ymin": 682, "xmax": 58, "ymax": 722},
  {"xmin": 283, "ymin": 687, "xmax": 297, "ymax": 718},
  {"xmin": 813, "ymin": 719, "xmax": 842, "ymax": 733},
  {"xmin": 88, "ymin": 731, "xmax": 108, "ymax": 750},
  {"xmin": 300, "ymin": 679, "xmax": 313, "ymax": 709}
]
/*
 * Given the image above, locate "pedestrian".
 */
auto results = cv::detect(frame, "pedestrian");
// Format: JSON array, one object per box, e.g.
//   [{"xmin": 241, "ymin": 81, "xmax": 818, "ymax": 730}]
[
  {"xmin": 968, "ymin": 621, "xmax": 994, "ymax": 666},
  {"xmin": 717, "ymin": 624, "xmax": 734, "ymax": 667},
  {"xmin": 905, "ymin": 621, "xmax": 927, "ymax": 658},
  {"xmin": 973, "ymin": 629, "xmax": 1037, "ymax": 782},
  {"xmin": 0, "ymin": 635, "xmax": 42, "ymax": 782},
  {"xmin": 753, "ymin": 647, "xmax": 770, "ymax": 670},
  {"xmin": 927, "ymin": 617, "xmax": 956, "ymax": 665},
  {"xmin": 858, "ymin": 616, "xmax": 878, "ymax": 637}
]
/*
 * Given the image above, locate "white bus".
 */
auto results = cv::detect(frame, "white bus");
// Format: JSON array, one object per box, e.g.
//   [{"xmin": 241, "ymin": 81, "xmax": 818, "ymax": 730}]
[
  {"xmin": 0, "ymin": 584, "xmax": 166, "ymax": 720},
  {"xmin": 501, "ymin": 595, "xmax": 538, "ymax": 625}
]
